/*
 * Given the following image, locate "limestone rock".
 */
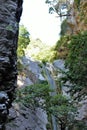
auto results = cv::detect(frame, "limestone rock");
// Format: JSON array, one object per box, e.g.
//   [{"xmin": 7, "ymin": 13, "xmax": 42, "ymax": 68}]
[{"xmin": 6, "ymin": 103, "xmax": 47, "ymax": 130}]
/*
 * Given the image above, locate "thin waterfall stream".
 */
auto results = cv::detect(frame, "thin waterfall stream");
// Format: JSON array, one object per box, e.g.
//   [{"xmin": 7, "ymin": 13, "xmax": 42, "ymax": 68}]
[{"xmin": 43, "ymin": 64, "xmax": 59, "ymax": 130}]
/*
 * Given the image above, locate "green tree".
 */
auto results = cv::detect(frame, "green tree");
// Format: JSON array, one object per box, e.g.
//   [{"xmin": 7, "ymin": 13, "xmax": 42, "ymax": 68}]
[
  {"xmin": 74, "ymin": 0, "xmax": 81, "ymax": 8},
  {"xmin": 26, "ymin": 38, "xmax": 56, "ymax": 62},
  {"xmin": 17, "ymin": 25, "xmax": 30, "ymax": 56},
  {"xmin": 64, "ymin": 31, "xmax": 87, "ymax": 99},
  {"xmin": 55, "ymin": 35, "xmax": 71, "ymax": 59},
  {"xmin": 49, "ymin": 94, "xmax": 76, "ymax": 130},
  {"xmin": 16, "ymin": 82, "xmax": 51, "ymax": 110},
  {"xmin": 45, "ymin": 0, "xmax": 70, "ymax": 16},
  {"xmin": 16, "ymin": 83, "xmax": 76, "ymax": 130}
]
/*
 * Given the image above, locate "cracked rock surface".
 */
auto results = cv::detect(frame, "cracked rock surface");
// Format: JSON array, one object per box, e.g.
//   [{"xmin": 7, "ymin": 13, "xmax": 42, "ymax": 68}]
[{"xmin": 0, "ymin": 0, "xmax": 23, "ymax": 129}]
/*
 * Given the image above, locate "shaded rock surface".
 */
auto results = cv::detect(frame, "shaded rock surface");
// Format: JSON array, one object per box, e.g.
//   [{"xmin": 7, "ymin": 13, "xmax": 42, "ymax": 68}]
[{"xmin": 0, "ymin": 0, "xmax": 23, "ymax": 129}]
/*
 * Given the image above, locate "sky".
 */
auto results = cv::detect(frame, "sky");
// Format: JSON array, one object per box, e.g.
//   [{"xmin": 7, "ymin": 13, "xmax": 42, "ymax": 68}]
[{"xmin": 20, "ymin": 0, "xmax": 61, "ymax": 46}]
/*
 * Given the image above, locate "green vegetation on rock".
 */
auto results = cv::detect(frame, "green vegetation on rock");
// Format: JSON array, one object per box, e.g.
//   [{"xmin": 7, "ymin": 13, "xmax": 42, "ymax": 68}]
[
  {"xmin": 54, "ymin": 35, "xmax": 71, "ymax": 59},
  {"xmin": 16, "ymin": 82, "xmax": 77, "ymax": 130},
  {"xmin": 16, "ymin": 82, "xmax": 51, "ymax": 110},
  {"xmin": 62, "ymin": 31, "xmax": 87, "ymax": 99},
  {"xmin": 60, "ymin": 19, "xmax": 69, "ymax": 36}
]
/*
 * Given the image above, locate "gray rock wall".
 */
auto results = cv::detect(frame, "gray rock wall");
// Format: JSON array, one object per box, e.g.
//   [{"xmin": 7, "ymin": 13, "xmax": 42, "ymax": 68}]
[
  {"xmin": 0, "ymin": 0, "xmax": 23, "ymax": 129},
  {"xmin": 11, "ymin": 57, "xmax": 48, "ymax": 130}
]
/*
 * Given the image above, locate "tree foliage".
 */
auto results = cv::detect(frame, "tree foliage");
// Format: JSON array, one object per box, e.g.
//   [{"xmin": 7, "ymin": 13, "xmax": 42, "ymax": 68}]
[
  {"xmin": 26, "ymin": 38, "xmax": 57, "ymax": 62},
  {"xmin": 60, "ymin": 19, "xmax": 69, "ymax": 36},
  {"xmin": 17, "ymin": 25, "xmax": 30, "ymax": 57},
  {"xmin": 55, "ymin": 35, "xmax": 71, "ymax": 59},
  {"xmin": 45, "ymin": 0, "xmax": 70, "ymax": 16},
  {"xmin": 74, "ymin": 0, "xmax": 81, "ymax": 8},
  {"xmin": 16, "ymin": 82, "xmax": 76, "ymax": 130},
  {"xmin": 16, "ymin": 82, "xmax": 51, "ymax": 110},
  {"xmin": 49, "ymin": 94, "xmax": 76, "ymax": 130},
  {"xmin": 64, "ymin": 31, "xmax": 87, "ymax": 98}
]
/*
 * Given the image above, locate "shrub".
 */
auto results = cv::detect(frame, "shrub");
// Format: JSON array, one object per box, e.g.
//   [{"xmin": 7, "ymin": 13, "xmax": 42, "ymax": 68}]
[
  {"xmin": 55, "ymin": 35, "xmax": 71, "ymax": 59},
  {"xmin": 64, "ymin": 31, "xmax": 87, "ymax": 98},
  {"xmin": 16, "ymin": 82, "xmax": 51, "ymax": 110},
  {"xmin": 17, "ymin": 25, "xmax": 30, "ymax": 57}
]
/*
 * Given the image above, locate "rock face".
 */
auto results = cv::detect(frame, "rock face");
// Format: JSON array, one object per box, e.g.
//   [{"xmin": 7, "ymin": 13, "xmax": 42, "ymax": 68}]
[
  {"xmin": 67, "ymin": 0, "xmax": 87, "ymax": 34},
  {"xmin": 6, "ymin": 57, "xmax": 48, "ymax": 130},
  {"xmin": 0, "ymin": 0, "xmax": 23, "ymax": 129},
  {"xmin": 6, "ymin": 104, "xmax": 48, "ymax": 130}
]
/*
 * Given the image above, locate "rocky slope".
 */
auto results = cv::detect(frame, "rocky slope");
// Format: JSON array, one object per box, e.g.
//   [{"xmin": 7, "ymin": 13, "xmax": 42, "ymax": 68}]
[
  {"xmin": 5, "ymin": 56, "xmax": 87, "ymax": 129},
  {"xmin": 6, "ymin": 57, "xmax": 47, "ymax": 130}
]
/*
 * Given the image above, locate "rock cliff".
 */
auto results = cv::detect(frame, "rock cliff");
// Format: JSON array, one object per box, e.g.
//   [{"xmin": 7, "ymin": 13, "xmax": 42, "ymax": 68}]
[
  {"xmin": 0, "ymin": 0, "xmax": 23, "ymax": 129},
  {"xmin": 6, "ymin": 57, "xmax": 47, "ymax": 130},
  {"xmin": 67, "ymin": 0, "xmax": 87, "ymax": 34}
]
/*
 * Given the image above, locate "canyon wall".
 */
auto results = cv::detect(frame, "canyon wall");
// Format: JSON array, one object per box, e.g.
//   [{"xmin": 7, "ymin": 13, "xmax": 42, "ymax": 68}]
[{"xmin": 0, "ymin": 0, "xmax": 23, "ymax": 129}]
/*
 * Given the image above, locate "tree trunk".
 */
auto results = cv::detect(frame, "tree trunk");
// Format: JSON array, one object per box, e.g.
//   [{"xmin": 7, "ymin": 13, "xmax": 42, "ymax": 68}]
[
  {"xmin": 0, "ymin": 0, "xmax": 23, "ymax": 129},
  {"xmin": 61, "ymin": 123, "xmax": 66, "ymax": 130}
]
